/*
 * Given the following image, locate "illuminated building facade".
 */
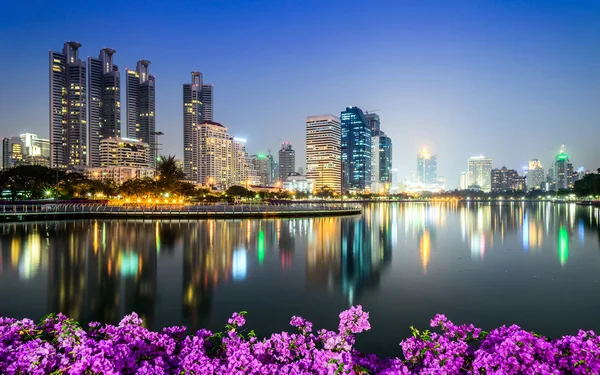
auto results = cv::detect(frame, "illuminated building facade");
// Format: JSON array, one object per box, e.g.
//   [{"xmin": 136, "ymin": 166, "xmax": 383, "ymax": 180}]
[
  {"xmin": 417, "ymin": 148, "xmax": 437, "ymax": 184},
  {"xmin": 491, "ymin": 167, "xmax": 526, "ymax": 192},
  {"xmin": 88, "ymin": 48, "xmax": 120, "ymax": 167},
  {"xmin": 99, "ymin": 137, "xmax": 150, "ymax": 168},
  {"xmin": 192, "ymin": 121, "xmax": 233, "ymax": 187},
  {"xmin": 278, "ymin": 142, "xmax": 295, "ymax": 180},
  {"xmin": 283, "ymin": 173, "xmax": 313, "ymax": 193},
  {"xmin": 365, "ymin": 112, "xmax": 380, "ymax": 134},
  {"xmin": 306, "ymin": 115, "xmax": 342, "ymax": 193},
  {"xmin": 527, "ymin": 159, "xmax": 545, "ymax": 191},
  {"xmin": 554, "ymin": 145, "xmax": 574, "ymax": 190},
  {"xmin": 467, "ymin": 156, "xmax": 492, "ymax": 192},
  {"xmin": 459, "ymin": 172, "xmax": 468, "ymax": 190},
  {"xmin": 49, "ymin": 41, "xmax": 87, "ymax": 168},
  {"xmin": 2, "ymin": 134, "xmax": 50, "ymax": 169},
  {"xmin": 232, "ymin": 138, "xmax": 252, "ymax": 185},
  {"xmin": 126, "ymin": 60, "xmax": 156, "ymax": 166},
  {"xmin": 183, "ymin": 71, "xmax": 213, "ymax": 180},
  {"xmin": 341, "ymin": 107, "xmax": 371, "ymax": 192},
  {"xmin": 85, "ymin": 166, "xmax": 155, "ymax": 184}
]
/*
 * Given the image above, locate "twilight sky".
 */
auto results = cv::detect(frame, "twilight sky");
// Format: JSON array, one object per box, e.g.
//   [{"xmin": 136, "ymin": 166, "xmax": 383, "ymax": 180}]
[{"xmin": 0, "ymin": 0, "xmax": 599, "ymax": 187}]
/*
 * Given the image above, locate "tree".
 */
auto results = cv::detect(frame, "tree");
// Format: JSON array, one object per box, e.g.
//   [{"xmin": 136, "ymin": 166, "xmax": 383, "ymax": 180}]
[
  {"xmin": 315, "ymin": 186, "xmax": 334, "ymax": 198},
  {"xmin": 574, "ymin": 173, "xmax": 600, "ymax": 197},
  {"xmin": 157, "ymin": 155, "xmax": 185, "ymax": 183},
  {"xmin": 226, "ymin": 185, "xmax": 250, "ymax": 198}
]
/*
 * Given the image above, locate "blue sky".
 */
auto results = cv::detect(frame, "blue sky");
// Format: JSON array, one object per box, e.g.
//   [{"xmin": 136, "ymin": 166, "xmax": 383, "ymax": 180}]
[{"xmin": 0, "ymin": 0, "xmax": 599, "ymax": 186}]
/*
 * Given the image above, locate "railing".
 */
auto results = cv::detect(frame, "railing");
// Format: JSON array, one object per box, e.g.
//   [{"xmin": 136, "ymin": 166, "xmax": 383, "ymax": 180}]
[{"xmin": 0, "ymin": 203, "xmax": 362, "ymax": 219}]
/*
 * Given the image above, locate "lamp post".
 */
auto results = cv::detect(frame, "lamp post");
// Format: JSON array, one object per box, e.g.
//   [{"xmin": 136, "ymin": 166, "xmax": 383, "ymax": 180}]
[
  {"xmin": 151, "ymin": 131, "xmax": 164, "ymax": 194},
  {"xmin": 50, "ymin": 142, "xmax": 62, "ymax": 203}
]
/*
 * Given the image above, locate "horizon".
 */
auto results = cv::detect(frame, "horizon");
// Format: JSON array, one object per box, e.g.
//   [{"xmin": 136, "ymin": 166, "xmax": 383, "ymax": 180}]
[{"xmin": 1, "ymin": 0, "xmax": 599, "ymax": 187}]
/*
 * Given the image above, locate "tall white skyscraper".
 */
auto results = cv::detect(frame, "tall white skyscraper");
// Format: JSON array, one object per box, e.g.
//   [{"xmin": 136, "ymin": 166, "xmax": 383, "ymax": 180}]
[
  {"xmin": 49, "ymin": 41, "xmax": 87, "ymax": 168},
  {"xmin": 417, "ymin": 147, "xmax": 437, "ymax": 184},
  {"xmin": 554, "ymin": 145, "xmax": 573, "ymax": 190},
  {"xmin": 468, "ymin": 156, "xmax": 493, "ymax": 192},
  {"xmin": 306, "ymin": 115, "xmax": 342, "ymax": 193}
]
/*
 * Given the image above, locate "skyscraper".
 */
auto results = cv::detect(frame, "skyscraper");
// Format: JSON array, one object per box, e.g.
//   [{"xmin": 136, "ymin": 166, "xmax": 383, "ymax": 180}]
[
  {"xmin": 491, "ymin": 167, "xmax": 525, "ymax": 192},
  {"xmin": 49, "ymin": 41, "xmax": 87, "ymax": 168},
  {"xmin": 527, "ymin": 159, "xmax": 545, "ymax": 191},
  {"xmin": 365, "ymin": 112, "xmax": 380, "ymax": 134},
  {"xmin": 232, "ymin": 138, "xmax": 251, "ymax": 185},
  {"xmin": 278, "ymin": 142, "xmax": 295, "ymax": 180},
  {"xmin": 341, "ymin": 107, "xmax": 371, "ymax": 191},
  {"xmin": 306, "ymin": 115, "xmax": 342, "ymax": 193},
  {"xmin": 126, "ymin": 60, "xmax": 156, "ymax": 166},
  {"xmin": 371, "ymin": 132, "xmax": 393, "ymax": 191},
  {"xmin": 417, "ymin": 148, "xmax": 437, "ymax": 184},
  {"xmin": 183, "ymin": 71, "xmax": 214, "ymax": 179},
  {"xmin": 459, "ymin": 172, "xmax": 468, "ymax": 190},
  {"xmin": 88, "ymin": 48, "xmax": 121, "ymax": 167},
  {"xmin": 554, "ymin": 145, "xmax": 573, "ymax": 190},
  {"xmin": 468, "ymin": 156, "xmax": 493, "ymax": 192},
  {"xmin": 250, "ymin": 154, "xmax": 273, "ymax": 185},
  {"xmin": 191, "ymin": 121, "xmax": 233, "ymax": 186}
]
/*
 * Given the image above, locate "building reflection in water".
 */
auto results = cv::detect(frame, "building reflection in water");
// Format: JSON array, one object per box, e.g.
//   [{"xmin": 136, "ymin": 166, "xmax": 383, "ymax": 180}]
[{"xmin": 306, "ymin": 204, "xmax": 393, "ymax": 305}]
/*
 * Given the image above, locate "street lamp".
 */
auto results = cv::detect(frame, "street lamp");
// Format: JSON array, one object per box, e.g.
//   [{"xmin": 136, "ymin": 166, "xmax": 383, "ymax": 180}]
[
  {"xmin": 151, "ymin": 131, "xmax": 164, "ymax": 194},
  {"xmin": 50, "ymin": 142, "xmax": 62, "ymax": 203}
]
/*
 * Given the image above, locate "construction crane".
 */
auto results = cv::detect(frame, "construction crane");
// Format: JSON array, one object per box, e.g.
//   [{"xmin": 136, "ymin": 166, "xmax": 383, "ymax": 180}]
[
  {"xmin": 364, "ymin": 109, "xmax": 381, "ymax": 115},
  {"xmin": 267, "ymin": 138, "xmax": 283, "ymax": 157}
]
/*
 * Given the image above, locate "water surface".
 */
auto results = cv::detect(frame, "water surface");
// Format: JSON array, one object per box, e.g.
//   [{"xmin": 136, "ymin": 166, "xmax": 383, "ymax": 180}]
[{"xmin": 1, "ymin": 202, "xmax": 599, "ymax": 356}]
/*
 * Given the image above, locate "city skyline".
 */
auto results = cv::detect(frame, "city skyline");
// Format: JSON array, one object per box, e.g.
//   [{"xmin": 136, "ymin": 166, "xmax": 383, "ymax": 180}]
[{"xmin": 1, "ymin": 1, "xmax": 599, "ymax": 186}]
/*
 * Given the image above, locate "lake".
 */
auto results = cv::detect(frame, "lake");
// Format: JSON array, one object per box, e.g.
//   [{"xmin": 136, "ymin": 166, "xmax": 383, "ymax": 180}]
[{"xmin": 1, "ymin": 202, "xmax": 599, "ymax": 357}]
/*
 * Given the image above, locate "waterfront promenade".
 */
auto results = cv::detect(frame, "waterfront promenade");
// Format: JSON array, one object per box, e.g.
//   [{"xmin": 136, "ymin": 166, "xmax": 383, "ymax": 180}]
[{"xmin": 0, "ymin": 202, "xmax": 362, "ymax": 221}]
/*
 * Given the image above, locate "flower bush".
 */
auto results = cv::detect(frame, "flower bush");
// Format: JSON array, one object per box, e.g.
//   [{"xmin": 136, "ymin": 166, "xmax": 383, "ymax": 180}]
[{"xmin": 0, "ymin": 306, "xmax": 599, "ymax": 374}]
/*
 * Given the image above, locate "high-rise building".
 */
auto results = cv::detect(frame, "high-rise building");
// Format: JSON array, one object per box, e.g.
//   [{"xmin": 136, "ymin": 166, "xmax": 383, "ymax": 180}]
[
  {"xmin": 183, "ymin": 71, "xmax": 214, "ymax": 179},
  {"xmin": 467, "ymin": 156, "xmax": 493, "ymax": 192},
  {"xmin": 278, "ymin": 142, "xmax": 295, "ymax": 180},
  {"xmin": 491, "ymin": 167, "xmax": 526, "ymax": 192},
  {"xmin": 2, "ymin": 133, "xmax": 51, "ymax": 169},
  {"xmin": 49, "ymin": 41, "xmax": 87, "ymax": 168},
  {"xmin": 527, "ymin": 159, "xmax": 545, "ymax": 191},
  {"xmin": 365, "ymin": 112, "xmax": 380, "ymax": 134},
  {"xmin": 341, "ymin": 107, "xmax": 371, "ymax": 191},
  {"xmin": 191, "ymin": 121, "xmax": 233, "ymax": 186},
  {"xmin": 232, "ymin": 138, "xmax": 251, "ymax": 185},
  {"xmin": 306, "ymin": 115, "xmax": 342, "ymax": 193},
  {"xmin": 88, "ymin": 48, "xmax": 121, "ymax": 167},
  {"xmin": 99, "ymin": 137, "xmax": 150, "ymax": 168},
  {"xmin": 126, "ymin": 60, "xmax": 156, "ymax": 166},
  {"xmin": 459, "ymin": 172, "xmax": 468, "ymax": 190},
  {"xmin": 251, "ymin": 154, "xmax": 273, "ymax": 186},
  {"xmin": 554, "ymin": 145, "xmax": 573, "ymax": 190},
  {"xmin": 417, "ymin": 147, "xmax": 437, "ymax": 184},
  {"xmin": 371, "ymin": 132, "xmax": 393, "ymax": 191}
]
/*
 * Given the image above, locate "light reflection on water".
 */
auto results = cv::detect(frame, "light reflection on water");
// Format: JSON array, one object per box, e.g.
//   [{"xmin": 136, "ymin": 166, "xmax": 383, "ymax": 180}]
[{"xmin": 0, "ymin": 202, "xmax": 599, "ymax": 357}]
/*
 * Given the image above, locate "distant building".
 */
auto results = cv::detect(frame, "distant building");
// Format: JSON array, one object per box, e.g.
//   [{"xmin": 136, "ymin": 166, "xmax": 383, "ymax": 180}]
[
  {"xmin": 99, "ymin": 137, "xmax": 149, "ymax": 168},
  {"xmin": 126, "ymin": 60, "xmax": 156, "ymax": 166},
  {"xmin": 371, "ymin": 132, "xmax": 393, "ymax": 192},
  {"xmin": 417, "ymin": 148, "xmax": 437, "ymax": 184},
  {"xmin": 88, "ymin": 48, "xmax": 120, "ymax": 167},
  {"xmin": 2, "ymin": 133, "xmax": 51, "ymax": 169},
  {"xmin": 306, "ymin": 114, "xmax": 342, "ymax": 193},
  {"xmin": 85, "ymin": 166, "xmax": 155, "ymax": 184},
  {"xmin": 341, "ymin": 107, "xmax": 371, "ymax": 191},
  {"xmin": 232, "ymin": 138, "xmax": 252, "ymax": 185},
  {"xmin": 554, "ymin": 145, "xmax": 574, "ymax": 190},
  {"xmin": 283, "ymin": 173, "xmax": 313, "ymax": 193},
  {"xmin": 491, "ymin": 167, "xmax": 526, "ymax": 192},
  {"xmin": 468, "ymin": 156, "xmax": 492, "ymax": 192},
  {"xmin": 183, "ymin": 71, "xmax": 214, "ymax": 180},
  {"xmin": 527, "ymin": 159, "xmax": 545, "ymax": 191},
  {"xmin": 459, "ymin": 172, "xmax": 468, "ymax": 190},
  {"xmin": 365, "ymin": 112, "xmax": 380, "ymax": 134},
  {"xmin": 278, "ymin": 142, "xmax": 295, "ymax": 180},
  {"xmin": 50, "ymin": 42, "xmax": 87, "ymax": 168},
  {"xmin": 250, "ymin": 154, "xmax": 272, "ymax": 186}
]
